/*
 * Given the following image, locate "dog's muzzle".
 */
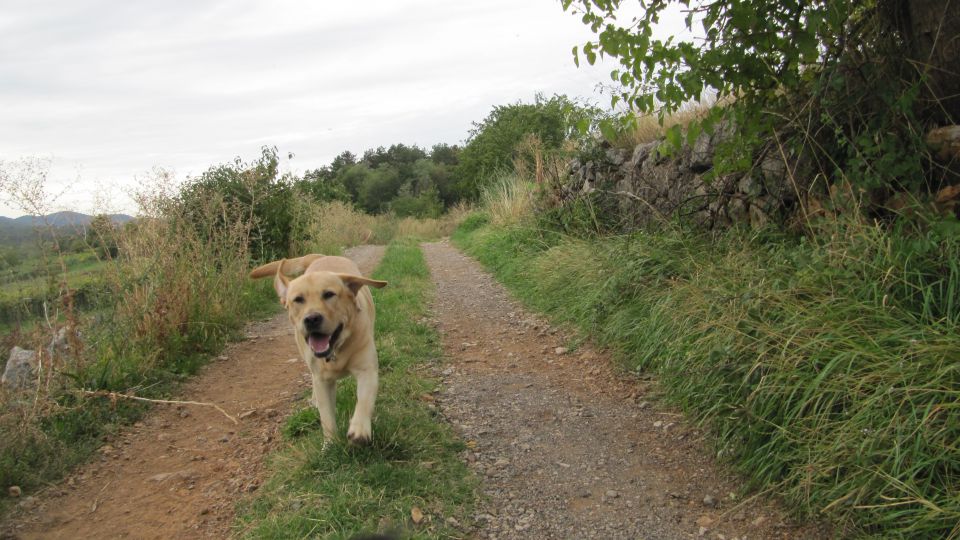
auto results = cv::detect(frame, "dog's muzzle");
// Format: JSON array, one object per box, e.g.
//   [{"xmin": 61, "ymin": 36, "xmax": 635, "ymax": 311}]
[{"xmin": 305, "ymin": 323, "xmax": 344, "ymax": 360}]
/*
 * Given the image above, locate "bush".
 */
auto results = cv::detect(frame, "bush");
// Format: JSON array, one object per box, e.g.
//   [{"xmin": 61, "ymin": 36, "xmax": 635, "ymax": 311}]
[
  {"xmin": 564, "ymin": 0, "xmax": 959, "ymax": 212},
  {"xmin": 177, "ymin": 146, "xmax": 295, "ymax": 261},
  {"xmin": 456, "ymin": 94, "xmax": 604, "ymax": 200}
]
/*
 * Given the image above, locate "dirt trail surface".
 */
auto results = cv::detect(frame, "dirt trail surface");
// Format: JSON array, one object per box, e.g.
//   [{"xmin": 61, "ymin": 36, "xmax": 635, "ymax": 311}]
[
  {"xmin": 6, "ymin": 246, "xmax": 385, "ymax": 540},
  {"xmin": 424, "ymin": 240, "xmax": 825, "ymax": 540}
]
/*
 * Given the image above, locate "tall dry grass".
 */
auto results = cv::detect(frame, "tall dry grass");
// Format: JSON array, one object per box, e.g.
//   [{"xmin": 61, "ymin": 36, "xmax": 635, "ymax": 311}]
[
  {"xmin": 292, "ymin": 198, "xmax": 470, "ymax": 255},
  {"xmin": 0, "ymin": 166, "xmax": 274, "ymax": 500},
  {"xmin": 611, "ymin": 101, "xmax": 715, "ymax": 148},
  {"xmin": 480, "ymin": 173, "xmax": 536, "ymax": 227}
]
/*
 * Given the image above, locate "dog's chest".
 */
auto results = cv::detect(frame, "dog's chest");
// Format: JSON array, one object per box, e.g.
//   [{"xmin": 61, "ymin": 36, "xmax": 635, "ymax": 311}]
[{"xmin": 307, "ymin": 355, "xmax": 351, "ymax": 380}]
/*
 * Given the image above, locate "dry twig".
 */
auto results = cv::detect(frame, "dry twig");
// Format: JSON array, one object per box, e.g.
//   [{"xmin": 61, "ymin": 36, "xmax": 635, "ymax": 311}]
[{"xmin": 79, "ymin": 389, "xmax": 239, "ymax": 425}]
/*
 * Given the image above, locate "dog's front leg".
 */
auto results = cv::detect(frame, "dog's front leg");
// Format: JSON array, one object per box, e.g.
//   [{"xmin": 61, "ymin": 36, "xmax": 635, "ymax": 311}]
[
  {"xmin": 311, "ymin": 373, "xmax": 338, "ymax": 442},
  {"xmin": 347, "ymin": 366, "xmax": 377, "ymax": 444}
]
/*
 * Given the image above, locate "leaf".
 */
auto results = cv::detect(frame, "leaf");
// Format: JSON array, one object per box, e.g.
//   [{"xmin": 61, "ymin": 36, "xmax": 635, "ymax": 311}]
[
  {"xmin": 584, "ymin": 42, "xmax": 597, "ymax": 65},
  {"xmin": 575, "ymin": 118, "xmax": 591, "ymax": 135},
  {"xmin": 686, "ymin": 121, "xmax": 702, "ymax": 146},
  {"xmin": 599, "ymin": 120, "xmax": 618, "ymax": 142},
  {"xmin": 572, "ymin": 45, "xmax": 580, "ymax": 68},
  {"xmin": 665, "ymin": 124, "xmax": 682, "ymax": 149}
]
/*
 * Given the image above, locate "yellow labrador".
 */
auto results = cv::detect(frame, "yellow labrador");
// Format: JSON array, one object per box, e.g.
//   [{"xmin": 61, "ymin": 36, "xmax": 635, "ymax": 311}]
[{"xmin": 250, "ymin": 254, "xmax": 387, "ymax": 444}]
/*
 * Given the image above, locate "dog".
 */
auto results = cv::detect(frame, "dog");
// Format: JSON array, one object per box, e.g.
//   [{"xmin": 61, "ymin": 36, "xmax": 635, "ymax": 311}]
[{"xmin": 250, "ymin": 254, "xmax": 387, "ymax": 444}]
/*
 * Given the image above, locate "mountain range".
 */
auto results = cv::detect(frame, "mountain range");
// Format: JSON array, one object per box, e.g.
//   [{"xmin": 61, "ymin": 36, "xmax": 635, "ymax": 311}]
[{"xmin": 0, "ymin": 211, "xmax": 135, "ymax": 229}]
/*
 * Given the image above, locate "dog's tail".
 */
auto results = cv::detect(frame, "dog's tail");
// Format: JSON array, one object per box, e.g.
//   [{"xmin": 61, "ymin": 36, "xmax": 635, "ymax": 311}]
[{"xmin": 249, "ymin": 254, "xmax": 324, "ymax": 279}]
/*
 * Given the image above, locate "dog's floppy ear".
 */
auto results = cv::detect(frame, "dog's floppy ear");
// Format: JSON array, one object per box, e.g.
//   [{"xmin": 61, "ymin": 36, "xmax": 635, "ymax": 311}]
[
  {"xmin": 250, "ymin": 254, "xmax": 325, "ymax": 280},
  {"xmin": 274, "ymin": 259, "xmax": 291, "ymax": 305},
  {"xmin": 337, "ymin": 274, "xmax": 388, "ymax": 296}
]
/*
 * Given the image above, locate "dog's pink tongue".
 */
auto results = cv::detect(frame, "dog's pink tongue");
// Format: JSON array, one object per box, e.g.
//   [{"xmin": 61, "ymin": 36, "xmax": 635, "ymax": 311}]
[{"xmin": 308, "ymin": 334, "xmax": 330, "ymax": 354}]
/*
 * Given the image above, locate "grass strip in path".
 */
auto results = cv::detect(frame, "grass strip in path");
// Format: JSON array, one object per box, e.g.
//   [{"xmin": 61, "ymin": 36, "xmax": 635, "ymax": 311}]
[{"xmin": 235, "ymin": 238, "xmax": 477, "ymax": 540}]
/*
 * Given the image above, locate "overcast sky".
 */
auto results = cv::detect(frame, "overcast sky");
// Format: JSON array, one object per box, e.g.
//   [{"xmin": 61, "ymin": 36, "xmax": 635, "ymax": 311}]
[{"xmin": 0, "ymin": 0, "xmax": 682, "ymax": 217}]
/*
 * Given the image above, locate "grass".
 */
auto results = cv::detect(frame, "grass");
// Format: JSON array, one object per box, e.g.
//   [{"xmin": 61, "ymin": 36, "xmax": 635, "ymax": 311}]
[
  {"xmin": 452, "ymin": 214, "xmax": 960, "ymax": 539},
  {"xmin": 291, "ymin": 199, "xmax": 470, "ymax": 256},
  {"xmin": 0, "ymin": 251, "xmax": 109, "ymax": 330},
  {"xmin": 235, "ymin": 238, "xmax": 477, "ymax": 539},
  {"xmin": 0, "ymin": 189, "xmax": 280, "ymax": 513},
  {"xmin": 609, "ymin": 102, "xmax": 713, "ymax": 149},
  {"xmin": 480, "ymin": 173, "xmax": 536, "ymax": 227}
]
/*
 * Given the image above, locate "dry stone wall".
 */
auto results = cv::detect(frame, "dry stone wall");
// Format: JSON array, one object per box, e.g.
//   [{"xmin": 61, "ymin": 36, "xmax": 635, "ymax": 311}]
[{"xmin": 566, "ymin": 129, "xmax": 809, "ymax": 229}]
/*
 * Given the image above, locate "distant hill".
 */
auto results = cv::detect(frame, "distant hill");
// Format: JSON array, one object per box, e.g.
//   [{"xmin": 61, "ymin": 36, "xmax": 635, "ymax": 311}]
[
  {"xmin": 1, "ymin": 212, "xmax": 135, "ymax": 229},
  {"xmin": 0, "ymin": 212, "xmax": 135, "ymax": 247}
]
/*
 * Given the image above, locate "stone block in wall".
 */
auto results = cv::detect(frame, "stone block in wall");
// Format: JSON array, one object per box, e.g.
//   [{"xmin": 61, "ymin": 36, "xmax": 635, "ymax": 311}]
[
  {"xmin": 760, "ymin": 153, "xmax": 791, "ymax": 198},
  {"xmin": 727, "ymin": 197, "xmax": 749, "ymax": 223},
  {"xmin": 629, "ymin": 141, "xmax": 658, "ymax": 170},
  {"xmin": 690, "ymin": 130, "xmax": 714, "ymax": 173},
  {"xmin": 606, "ymin": 147, "xmax": 629, "ymax": 166},
  {"xmin": 749, "ymin": 203, "xmax": 771, "ymax": 229},
  {"xmin": 738, "ymin": 175, "xmax": 763, "ymax": 197}
]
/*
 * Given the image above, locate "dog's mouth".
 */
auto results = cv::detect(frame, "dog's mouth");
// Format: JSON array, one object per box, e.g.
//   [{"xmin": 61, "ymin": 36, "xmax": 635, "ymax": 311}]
[{"xmin": 306, "ymin": 323, "xmax": 343, "ymax": 359}]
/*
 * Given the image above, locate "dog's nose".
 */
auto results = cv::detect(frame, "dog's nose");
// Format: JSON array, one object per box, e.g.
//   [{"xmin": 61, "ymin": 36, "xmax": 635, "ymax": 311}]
[{"xmin": 303, "ymin": 313, "xmax": 323, "ymax": 330}]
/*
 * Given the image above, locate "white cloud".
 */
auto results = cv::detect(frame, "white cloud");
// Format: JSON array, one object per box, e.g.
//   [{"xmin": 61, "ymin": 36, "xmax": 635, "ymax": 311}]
[{"xmin": 0, "ymin": 0, "xmax": 657, "ymax": 217}]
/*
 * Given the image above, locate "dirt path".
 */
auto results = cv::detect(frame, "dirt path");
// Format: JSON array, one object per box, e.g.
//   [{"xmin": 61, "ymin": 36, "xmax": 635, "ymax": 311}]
[
  {"xmin": 6, "ymin": 246, "xmax": 385, "ymax": 540},
  {"xmin": 424, "ymin": 240, "xmax": 825, "ymax": 540}
]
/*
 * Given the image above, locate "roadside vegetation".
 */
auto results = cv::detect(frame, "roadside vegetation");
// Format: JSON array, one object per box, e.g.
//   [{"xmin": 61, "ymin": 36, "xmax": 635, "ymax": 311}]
[
  {"xmin": 236, "ymin": 238, "xmax": 476, "ymax": 539},
  {"xmin": 0, "ymin": 142, "xmax": 476, "ymax": 515},
  {"xmin": 3, "ymin": 1, "xmax": 956, "ymax": 536},
  {"xmin": 445, "ymin": 3, "xmax": 960, "ymax": 536},
  {"xmin": 456, "ymin": 198, "xmax": 959, "ymax": 537}
]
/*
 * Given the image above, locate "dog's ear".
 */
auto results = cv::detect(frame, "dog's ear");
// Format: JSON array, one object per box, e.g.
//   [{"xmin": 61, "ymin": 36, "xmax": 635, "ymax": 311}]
[
  {"xmin": 250, "ymin": 254, "xmax": 324, "ymax": 280},
  {"xmin": 274, "ymin": 259, "xmax": 291, "ymax": 305},
  {"xmin": 337, "ymin": 274, "xmax": 388, "ymax": 296}
]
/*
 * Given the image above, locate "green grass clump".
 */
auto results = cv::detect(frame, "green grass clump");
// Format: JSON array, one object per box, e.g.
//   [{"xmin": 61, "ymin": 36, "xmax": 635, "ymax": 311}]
[
  {"xmin": 235, "ymin": 238, "xmax": 477, "ymax": 539},
  {"xmin": 453, "ymin": 221, "xmax": 960, "ymax": 539}
]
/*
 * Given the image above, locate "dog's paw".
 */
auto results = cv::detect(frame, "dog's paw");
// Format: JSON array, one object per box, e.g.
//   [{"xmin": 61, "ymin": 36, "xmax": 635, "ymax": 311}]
[{"xmin": 347, "ymin": 420, "xmax": 372, "ymax": 445}]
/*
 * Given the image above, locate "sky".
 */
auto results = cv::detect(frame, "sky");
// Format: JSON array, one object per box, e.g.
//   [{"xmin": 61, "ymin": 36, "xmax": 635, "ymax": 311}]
[{"xmin": 0, "ymin": 0, "xmax": 682, "ymax": 217}]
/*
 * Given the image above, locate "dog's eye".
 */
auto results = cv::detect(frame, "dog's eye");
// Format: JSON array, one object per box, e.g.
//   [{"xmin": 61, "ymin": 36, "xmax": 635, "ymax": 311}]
[
  {"xmin": 292, "ymin": 295, "xmax": 305, "ymax": 304},
  {"xmin": 322, "ymin": 290, "xmax": 336, "ymax": 300}
]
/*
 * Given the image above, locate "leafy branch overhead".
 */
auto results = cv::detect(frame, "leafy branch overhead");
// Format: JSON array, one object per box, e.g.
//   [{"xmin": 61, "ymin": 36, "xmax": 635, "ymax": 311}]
[
  {"xmin": 565, "ymin": 0, "xmax": 837, "ymax": 114},
  {"xmin": 563, "ymin": 0, "xmax": 960, "ymax": 198}
]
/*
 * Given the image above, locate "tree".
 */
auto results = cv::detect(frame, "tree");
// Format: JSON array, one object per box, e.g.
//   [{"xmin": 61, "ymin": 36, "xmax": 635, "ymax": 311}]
[
  {"xmin": 298, "ymin": 168, "xmax": 347, "ymax": 202},
  {"xmin": 456, "ymin": 94, "xmax": 603, "ymax": 199},
  {"xmin": 563, "ymin": 0, "xmax": 958, "ymax": 193},
  {"xmin": 430, "ymin": 143, "xmax": 460, "ymax": 167},
  {"xmin": 178, "ymin": 146, "xmax": 294, "ymax": 261},
  {"xmin": 358, "ymin": 166, "xmax": 403, "ymax": 213}
]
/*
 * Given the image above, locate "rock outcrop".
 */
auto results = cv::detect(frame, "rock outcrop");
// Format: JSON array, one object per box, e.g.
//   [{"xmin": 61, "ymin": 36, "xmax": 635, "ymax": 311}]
[
  {"xmin": 2, "ymin": 347, "xmax": 38, "ymax": 391},
  {"xmin": 567, "ymin": 129, "xmax": 810, "ymax": 229}
]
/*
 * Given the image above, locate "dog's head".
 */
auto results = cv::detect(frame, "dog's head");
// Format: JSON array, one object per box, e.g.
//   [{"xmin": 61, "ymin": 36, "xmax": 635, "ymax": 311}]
[{"xmin": 271, "ymin": 260, "xmax": 387, "ymax": 359}]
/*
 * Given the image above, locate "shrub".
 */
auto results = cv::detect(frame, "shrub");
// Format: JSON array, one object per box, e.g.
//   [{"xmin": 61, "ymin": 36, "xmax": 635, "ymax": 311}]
[
  {"xmin": 456, "ymin": 94, "xmax": 605, "ymax": 200},
  {"xmin": 177, "ymin": 146, "xmax": 295, "ymax": 261}
]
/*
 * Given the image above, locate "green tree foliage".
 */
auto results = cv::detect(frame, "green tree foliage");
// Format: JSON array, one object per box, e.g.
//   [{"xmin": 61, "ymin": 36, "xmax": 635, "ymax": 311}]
[
  {"xmin": 456, "ymin": 94, "xmax": 604, "ymax": 199},
  {"xmin": 298, "ymin": 167, "xmax": 348, "ymax": 202},
  {"xmin": 358, "ymin": 165, "xmax": 404, "ymax": 213},
  {"xmin": 299, "ymin": 143, "xmax": 466, "ymax": 218},
  {"xmin": 563, "ymin": 0, "xmax": 958, "ymax": 198},
  {"xmin": 178, "ymin": 146, "xmax": 294, "ymax": 261}
]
